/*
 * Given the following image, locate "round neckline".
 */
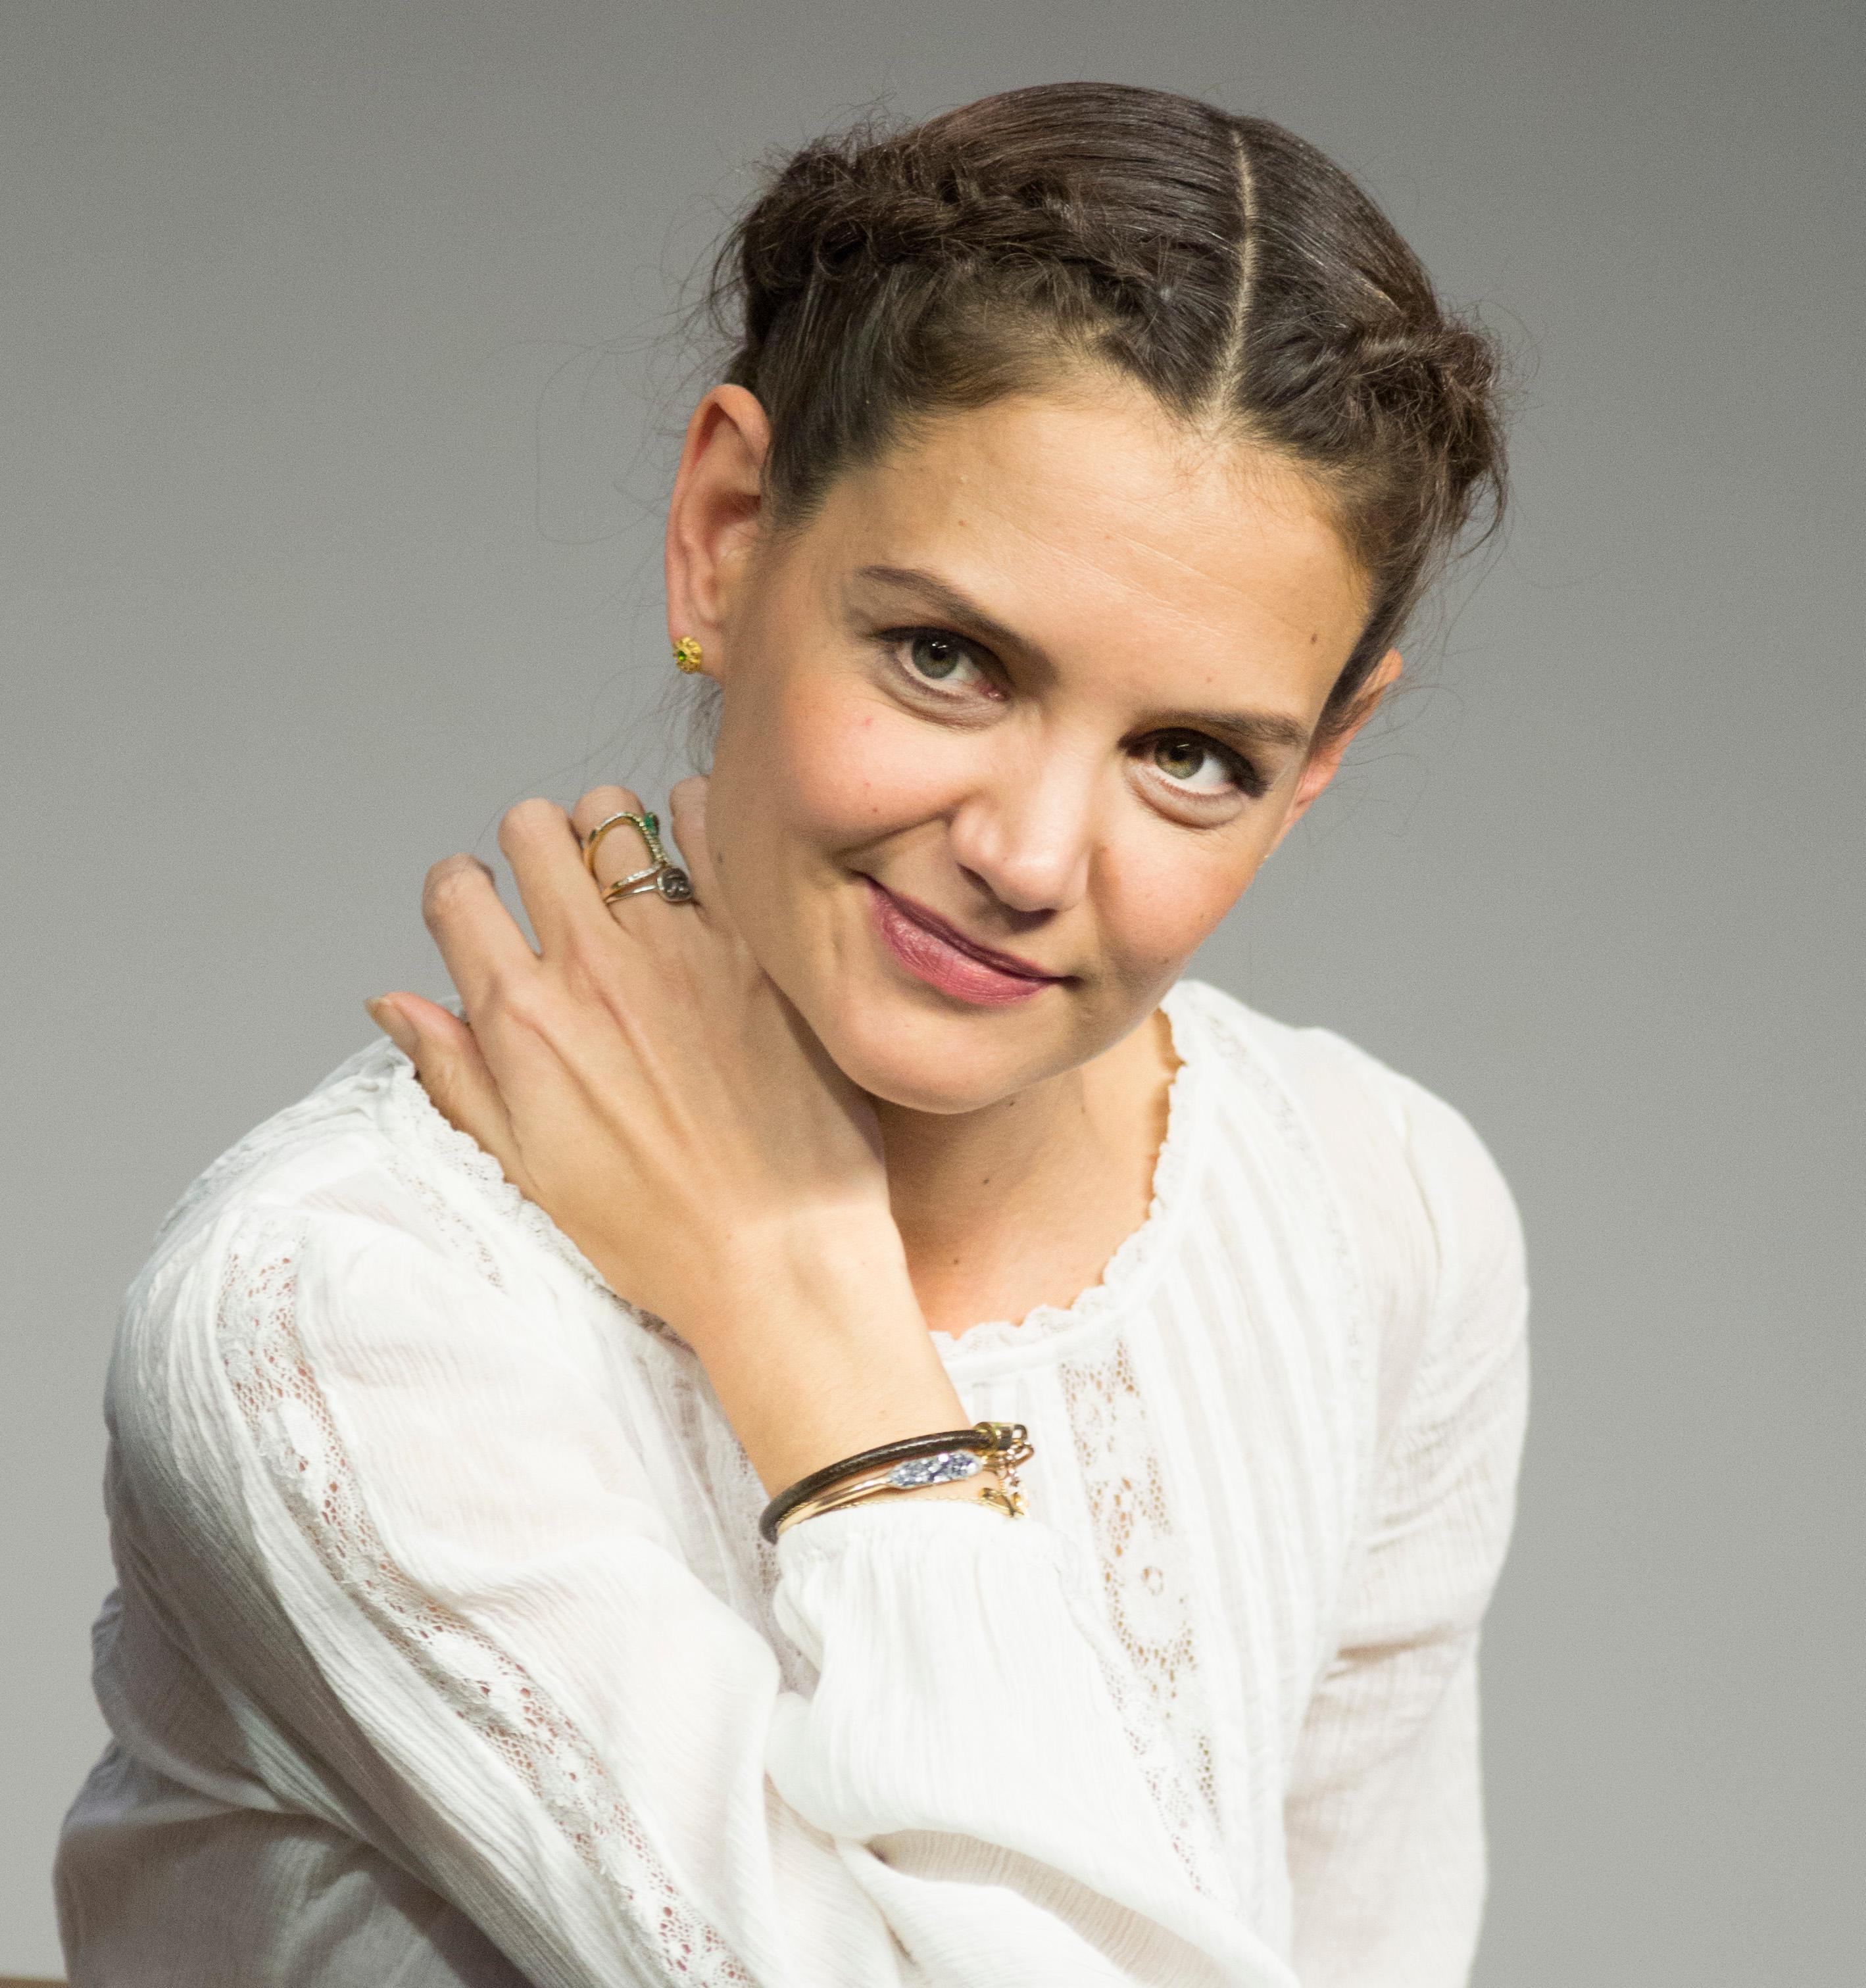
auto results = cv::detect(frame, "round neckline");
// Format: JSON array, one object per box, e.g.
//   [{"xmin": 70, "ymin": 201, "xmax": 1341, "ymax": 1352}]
[
  {"xmin": 365, "ymin": 979, "xmax": 1215, "ymax": 1367},
  {"xmin": 924, "ymin": 979, "xmax": 1213, "ymax": 1365}
]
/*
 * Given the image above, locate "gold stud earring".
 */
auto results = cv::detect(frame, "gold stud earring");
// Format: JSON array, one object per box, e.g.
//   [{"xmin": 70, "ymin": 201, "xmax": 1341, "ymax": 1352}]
[{"xmin": 673, "ymin": 635, "xmax": 704, "ymax": 673}]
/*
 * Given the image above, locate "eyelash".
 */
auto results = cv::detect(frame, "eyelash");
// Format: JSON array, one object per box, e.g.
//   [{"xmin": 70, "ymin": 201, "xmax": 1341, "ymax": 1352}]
[
  {"xmin": 880, "ymin": 626, "xmax": 1001, "ymax": 704},
  {"xmin": 876, "ymin": 625, "xmax": 1265, "ymax": 804},
  {"xmin": 1152, "ymin": 732, "xmax": 1266, "ymax": 800}
]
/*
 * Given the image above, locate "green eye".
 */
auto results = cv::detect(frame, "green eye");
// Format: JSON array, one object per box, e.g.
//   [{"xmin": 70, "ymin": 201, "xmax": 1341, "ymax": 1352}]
[
  {"xmin": 1150, "ymin": 734, "xmax": 1238, "ymax": 794},
  {"xmin": 909, "ymin": 633, "xmax": 971, "ymax": 681}
]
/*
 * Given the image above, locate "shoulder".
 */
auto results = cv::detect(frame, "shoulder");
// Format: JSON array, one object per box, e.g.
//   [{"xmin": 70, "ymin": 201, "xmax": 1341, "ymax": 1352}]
[
  {"xmin": 137, "ymin": 1033, "xmax": 611, "ymax": 1312},
  {"xmin": 103, "ymin": 1048, "xmax": 685, "ymax": 1671},
  {"xmin": 107, "ymin": 1038, "xmax": 453, "ymax": 1413},
  {"xmin": 1173, "ymin": 978, "xmax": 1528, "ymax": 1361},
  {"xmin": 143, "ymin": 1036, "xmax": 408, "ymax": 1252},
  {"xmin": 1179, "ymin": 979, "xmax": 1520, "ymax": 1225},
  {"xmin": 107, "ymin": 1037, "xmax": 622, "ymax": 1502},
  {"xmin": 117, "ymin": 1040, "xmax": 454, "ymax": 1366}
]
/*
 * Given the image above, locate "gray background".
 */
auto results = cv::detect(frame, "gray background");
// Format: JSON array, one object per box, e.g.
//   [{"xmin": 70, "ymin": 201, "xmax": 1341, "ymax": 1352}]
[{"xmin": 2, "ymin": 1, "xmax": 1859, "ymax": 1979}]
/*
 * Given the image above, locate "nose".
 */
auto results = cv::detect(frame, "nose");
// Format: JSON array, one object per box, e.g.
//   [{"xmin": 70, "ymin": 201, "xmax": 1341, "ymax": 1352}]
[{"xmin": 945, "ymin": 733, "xmax": 1099, "ymax": 916}]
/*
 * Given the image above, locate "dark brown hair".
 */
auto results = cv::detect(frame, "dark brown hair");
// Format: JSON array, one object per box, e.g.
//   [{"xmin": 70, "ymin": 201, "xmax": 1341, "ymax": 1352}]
[{"xmin": 700, "ymin": 82, "xmax": 1508, "ymax": 749}]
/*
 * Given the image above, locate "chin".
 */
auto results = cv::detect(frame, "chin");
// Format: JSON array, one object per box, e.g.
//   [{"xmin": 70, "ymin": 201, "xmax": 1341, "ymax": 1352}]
[{"xmin": 815, "ymin": 998, "xmax": 1057, "ymax": 1115}]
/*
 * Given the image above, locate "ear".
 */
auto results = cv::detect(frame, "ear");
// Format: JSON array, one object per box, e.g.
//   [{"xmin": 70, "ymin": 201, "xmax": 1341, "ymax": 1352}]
[
  {"xmin": 664, "ymin": 385, "xmax": 773, "ymax": 679},
  {"xmin": 1267, "ymin": 648, "xmax": 1404, "ymax": 856}
]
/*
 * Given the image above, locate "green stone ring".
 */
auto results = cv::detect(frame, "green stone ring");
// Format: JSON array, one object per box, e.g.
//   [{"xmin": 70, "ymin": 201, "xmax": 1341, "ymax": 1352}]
[{"xmin": 582, "ymin": 808, "xmax": 697, "ymax": 907}]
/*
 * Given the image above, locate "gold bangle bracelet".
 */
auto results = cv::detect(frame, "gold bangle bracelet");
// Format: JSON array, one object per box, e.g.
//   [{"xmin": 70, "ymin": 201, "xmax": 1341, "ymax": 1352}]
[
  {"xmin": 760, "ymin": 1420, "xmax": 1035, "ymax": 1543},
  {"xmin": 773, "ymin": 1463, "xmax": 916, "ymax": 1534},
  {"xmin": 774, "ymin": 1466, "xmax": 1013, "ymax": 1538}
]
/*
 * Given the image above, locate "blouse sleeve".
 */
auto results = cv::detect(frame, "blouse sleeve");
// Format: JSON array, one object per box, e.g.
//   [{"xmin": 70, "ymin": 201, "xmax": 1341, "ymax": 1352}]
[
  {"xmin": 113, "ymin": 1197, "xmax": 1299, "ymax": 1988},
  {"xmin": 1280, "ymin": 1075, "xmax": 1531, "ymax": 1986}
]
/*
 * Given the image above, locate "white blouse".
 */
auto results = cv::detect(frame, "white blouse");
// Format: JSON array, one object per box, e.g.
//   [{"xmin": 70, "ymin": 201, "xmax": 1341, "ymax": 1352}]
[{"xmin": 55, "ymin": 977, "xmax": 1529, "ymax": 1988}]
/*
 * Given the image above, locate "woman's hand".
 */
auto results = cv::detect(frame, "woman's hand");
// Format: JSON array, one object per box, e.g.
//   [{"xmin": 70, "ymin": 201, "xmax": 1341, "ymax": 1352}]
[
  {"xmin": 366, "ymin": 779, "xmax": 970, "ymax": 1495},
  {"xmin": 379, "ymin": 778, "xmax": 888, "ymax": 1324}
]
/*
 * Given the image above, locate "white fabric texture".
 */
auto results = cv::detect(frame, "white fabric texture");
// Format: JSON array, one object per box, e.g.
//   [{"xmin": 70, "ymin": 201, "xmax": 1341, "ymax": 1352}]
[{"xmin": 56, "ymin": 977, "xmax": 1530, "ymax": 1987}]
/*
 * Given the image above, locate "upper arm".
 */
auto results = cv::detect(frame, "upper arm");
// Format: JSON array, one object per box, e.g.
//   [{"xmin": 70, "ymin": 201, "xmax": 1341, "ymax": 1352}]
[
  {"xmin": 1281, "ymin": 1058, "xmax": 1531, "ymax": 1985},
  {"xmin": 111, "ymin": 1200, "xmax": 792, "ymax": 1987},
  {"xmin": 1358, "ymin": 1075, "xmax": 1529, "ymax": 1643}
]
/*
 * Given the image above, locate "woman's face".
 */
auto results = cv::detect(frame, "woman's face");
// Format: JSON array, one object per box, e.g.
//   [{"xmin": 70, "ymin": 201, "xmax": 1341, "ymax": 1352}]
[{"xmin": 674, "ymin": 376, "xmax": 1386, "ymax": 1113}]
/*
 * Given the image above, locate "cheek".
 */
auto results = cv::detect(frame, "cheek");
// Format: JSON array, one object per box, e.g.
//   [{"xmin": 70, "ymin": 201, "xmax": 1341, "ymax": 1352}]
[
  {"xmin": 1102, "ymin": 840, "xmax": 1262, "ymax": 987},
  {"xmin": 766, "ymin": 690, "xmax": 961, "ymax": 848}
]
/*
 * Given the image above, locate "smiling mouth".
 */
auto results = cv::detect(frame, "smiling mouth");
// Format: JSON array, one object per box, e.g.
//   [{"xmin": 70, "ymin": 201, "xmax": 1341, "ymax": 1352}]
[{"xmin": 862, "ymin": 877, "xmax": 1068, "ymax": 1006}]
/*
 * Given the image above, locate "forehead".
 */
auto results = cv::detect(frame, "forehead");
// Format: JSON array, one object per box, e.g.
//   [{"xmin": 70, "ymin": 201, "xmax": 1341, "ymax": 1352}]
[{"xmin": 798, "ymin": 381, "xmax": 1371, "ymax": 705}]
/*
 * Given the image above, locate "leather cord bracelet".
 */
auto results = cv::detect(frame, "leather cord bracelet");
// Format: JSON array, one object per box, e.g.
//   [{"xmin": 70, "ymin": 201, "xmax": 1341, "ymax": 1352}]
[{"xmin": 759, "ymin": 1421, "xmax": 1033, "ymax": 1545}]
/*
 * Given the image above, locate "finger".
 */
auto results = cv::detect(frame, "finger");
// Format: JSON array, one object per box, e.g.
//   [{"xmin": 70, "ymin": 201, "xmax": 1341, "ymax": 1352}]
[
  {"xmin": 421, "ymin": 853, "xmax": 539, "ymax": 1015},
  {"xmin": 570, "ymin": 784, "xmax": 654, "ymax": 894},
  {"xmin": 569, "ymin": 783, "xmax": 644, "ymax": 848},
  {"xmin": 570, "ymin": 782, "xmax": 695, "ymax": 929},
  {"xmin": 364, "ymin": 992, "xmax": 529, "ymax": 1188},
  {"xmin": 495, "ymin": 795, "xmax": 624, "ymax": 958},
  {"xmin": 568, "ymin": 783, "xmax": 665, "ymax": 912},
  {"xmin": 666, "ymin": 775, "xmax": 722, "ymax": 913}
]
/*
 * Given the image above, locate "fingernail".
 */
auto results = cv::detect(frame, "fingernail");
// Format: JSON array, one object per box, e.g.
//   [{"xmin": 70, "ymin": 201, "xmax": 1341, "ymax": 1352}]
[{"xmin": 365, "ymin": 997, "xmax": 418, "ymax": 1059}]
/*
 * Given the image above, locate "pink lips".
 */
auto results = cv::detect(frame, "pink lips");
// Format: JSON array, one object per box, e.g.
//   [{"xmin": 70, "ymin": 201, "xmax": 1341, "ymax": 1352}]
[{"xmin": 863, "ymin": 877, "xmax": 1065, "ymax": 1007}]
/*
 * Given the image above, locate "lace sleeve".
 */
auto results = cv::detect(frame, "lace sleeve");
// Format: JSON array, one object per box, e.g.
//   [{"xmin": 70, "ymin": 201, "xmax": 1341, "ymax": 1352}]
[{"xmin": 114, "ymin": 1200, "xmax": 1300, "ymax": 1988}]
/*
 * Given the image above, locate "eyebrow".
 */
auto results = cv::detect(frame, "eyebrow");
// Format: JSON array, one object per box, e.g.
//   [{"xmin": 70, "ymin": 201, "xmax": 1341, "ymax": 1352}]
[
  {"xmin": 852, "ymin": 562, "xmax": 1315, "ymax": 756},
  {"xmin": 1153, "ymin": 705, "xmax": 1313, "ymax": 754},
  {"xmin": 854, "ymin": 563, "xmax": 1032, "ymax": 660}
]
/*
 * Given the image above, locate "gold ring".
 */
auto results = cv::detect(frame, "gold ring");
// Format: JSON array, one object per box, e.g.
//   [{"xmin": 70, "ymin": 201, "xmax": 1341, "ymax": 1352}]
[
  {"xmin": 582, "ymin": 808, "xmax": 694, "ymax": 906},
  {"xmin": 581, "ymin": 810, "xmax": 667, "ymax": 877}
]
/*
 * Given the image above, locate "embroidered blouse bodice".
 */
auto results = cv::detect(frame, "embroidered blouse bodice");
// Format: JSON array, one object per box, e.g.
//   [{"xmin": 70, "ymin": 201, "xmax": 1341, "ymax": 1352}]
[{"xmin": 55, "ymin": 977, "xmax": 1529, "ymax": 1988}]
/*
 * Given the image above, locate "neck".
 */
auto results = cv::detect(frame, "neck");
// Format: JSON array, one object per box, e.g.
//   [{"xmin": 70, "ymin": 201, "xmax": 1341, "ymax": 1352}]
[{"xmin": 874, "ymin": 1004, "xmax": 1179, "ymax": 1337}]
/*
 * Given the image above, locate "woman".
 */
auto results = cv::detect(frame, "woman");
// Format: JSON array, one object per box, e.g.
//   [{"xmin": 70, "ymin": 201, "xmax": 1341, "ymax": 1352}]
[{"xmin": 57, "ymin": 82, "xmax": 1527, "ymax": 1988}]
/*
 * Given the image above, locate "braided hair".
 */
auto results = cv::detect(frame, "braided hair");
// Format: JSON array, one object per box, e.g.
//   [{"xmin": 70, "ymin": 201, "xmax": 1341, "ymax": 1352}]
[{"xmin": 701, "ymin": 83, "xmax": 1508, "ymax": 748}]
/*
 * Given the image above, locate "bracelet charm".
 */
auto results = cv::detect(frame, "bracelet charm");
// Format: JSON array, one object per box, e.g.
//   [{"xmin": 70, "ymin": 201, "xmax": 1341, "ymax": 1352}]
[{"xmin": 886, "ymin": 1450, "xmax": 984, "ymax": 1490}]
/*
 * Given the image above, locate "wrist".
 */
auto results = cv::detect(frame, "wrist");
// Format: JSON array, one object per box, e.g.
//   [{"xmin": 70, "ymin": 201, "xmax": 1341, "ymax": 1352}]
[
  {"xmin": 685, "ymin": 1207, "xmax": 921, "ymax": 1351},
  {"xmin": 677, "ymin": 1216, "xmax": 968, "ymax": 1498}
]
